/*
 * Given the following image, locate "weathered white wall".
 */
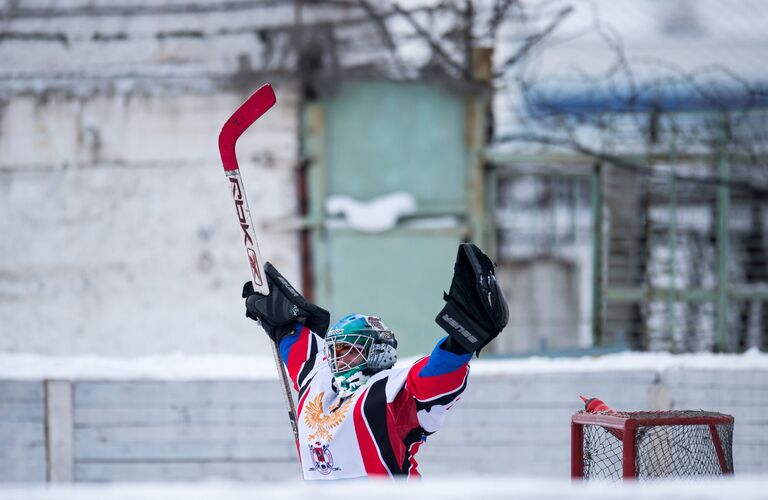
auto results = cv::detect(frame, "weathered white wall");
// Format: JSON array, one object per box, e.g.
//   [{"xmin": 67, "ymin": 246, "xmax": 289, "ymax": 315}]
[
  {"xmin": 0, "ymin": 1, "xmax": 306, "ymax": 355},
  {"xmin": 1, "ymin": 367, "xmax": 765, "ymax": 483},
  {"xmin": 0, "ymin": 89, "xmax": 301, "ymax": 355}
]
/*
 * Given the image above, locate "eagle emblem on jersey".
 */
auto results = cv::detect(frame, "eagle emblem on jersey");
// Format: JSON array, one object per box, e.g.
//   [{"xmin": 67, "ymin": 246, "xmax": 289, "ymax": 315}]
[{"xmin": 304, "ymin": 392, "xmax": 352, "ymax": 443}]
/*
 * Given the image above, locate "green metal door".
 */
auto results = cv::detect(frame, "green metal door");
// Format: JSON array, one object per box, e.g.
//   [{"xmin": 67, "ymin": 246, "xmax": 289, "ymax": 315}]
[{"xmin": 305, "ymin": 80, "xmax": 487, "ymax": 356}]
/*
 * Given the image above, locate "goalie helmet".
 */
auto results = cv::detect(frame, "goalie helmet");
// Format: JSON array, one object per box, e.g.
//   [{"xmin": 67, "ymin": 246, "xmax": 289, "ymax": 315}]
[{"xmin": 324, "ymin": 314, "xmax": 398, "ymax": 397}]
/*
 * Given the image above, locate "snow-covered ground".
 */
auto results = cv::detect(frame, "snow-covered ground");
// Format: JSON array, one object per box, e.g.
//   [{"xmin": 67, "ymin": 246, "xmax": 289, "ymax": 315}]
[
  {"xmin": 0, "ymin": 476, "xmax": 766, "ymax": 500},
  {"xmin": 0, "ymin": 348, "xmax": 765, "ymax": 380}
]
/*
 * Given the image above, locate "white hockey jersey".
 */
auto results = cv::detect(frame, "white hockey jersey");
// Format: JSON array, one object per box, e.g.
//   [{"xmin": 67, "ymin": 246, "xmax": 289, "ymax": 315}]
[{"xmin": 279, "ymin": 325, "xmax": 472, "ymax": 480}]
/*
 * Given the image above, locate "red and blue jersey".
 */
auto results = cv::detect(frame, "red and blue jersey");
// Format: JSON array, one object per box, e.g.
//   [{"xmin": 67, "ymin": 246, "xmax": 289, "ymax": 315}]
[{"xmin": 279, "ymin": 325, "xmax": 471, "ymax": 480}]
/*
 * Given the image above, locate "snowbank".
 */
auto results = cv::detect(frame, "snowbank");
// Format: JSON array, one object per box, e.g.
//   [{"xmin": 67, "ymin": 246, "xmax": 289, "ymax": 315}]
[
  {"xmin": 0, "ymin": 476, "xmax": 765, "ymax": 500},
  {"xmin": 0, "ymin": 348, "xmax": 765, "ymax": 381},
  {"xmin": 469, "ymin": 347, "xmax": 768, "ymax": 375},
  {"xmin": 0, "ymin": 354, "xmax": 278, "ymax": 381}
]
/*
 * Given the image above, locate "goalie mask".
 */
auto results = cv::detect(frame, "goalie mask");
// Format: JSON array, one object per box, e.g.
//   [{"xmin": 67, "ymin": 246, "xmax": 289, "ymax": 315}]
[{"xmin": 324, "ymin": 314, "xmax": 398, "ymax": 397}]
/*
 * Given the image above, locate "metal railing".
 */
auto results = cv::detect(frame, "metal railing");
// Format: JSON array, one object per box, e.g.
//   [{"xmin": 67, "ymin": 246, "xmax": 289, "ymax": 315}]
[{"xmin": 490, "ymin": 144, "xmax": 768, "ymax": 353}]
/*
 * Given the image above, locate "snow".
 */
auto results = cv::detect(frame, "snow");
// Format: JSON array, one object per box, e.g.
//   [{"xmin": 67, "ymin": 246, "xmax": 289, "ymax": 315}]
[
  {"xmin": 0, "ymin": 354, "xmax": 278, "ymax": 381},
  {"xmin": 0, "ymin": 348, "xmax": 765, "ymax": 381},
  {"xmin": 471, "ymin": 347, "xmax": 768, "ymax": 375},
  {"xmin": 0, "ymin": 476, "xmax": 766, "ymax": 500},
  {"xmin": 325, "ymin": 192, "xmax": 418, "ymax": 232}
]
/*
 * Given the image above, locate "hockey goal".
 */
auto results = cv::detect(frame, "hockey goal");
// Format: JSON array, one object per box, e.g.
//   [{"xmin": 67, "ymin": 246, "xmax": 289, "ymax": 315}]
[{"xmin": 571, "ymin": 410, "xmax": 734, "ymax": 480}]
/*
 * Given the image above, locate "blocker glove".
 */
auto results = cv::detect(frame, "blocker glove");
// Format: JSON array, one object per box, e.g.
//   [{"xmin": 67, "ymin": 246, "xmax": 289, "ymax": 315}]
[
  {"xmin": 435, "ymin": 243, "xmax": 509, "ymax": 355},
  {"xmin": 242, "ymin": 262, "xmax": 330, "ymax": 344}
]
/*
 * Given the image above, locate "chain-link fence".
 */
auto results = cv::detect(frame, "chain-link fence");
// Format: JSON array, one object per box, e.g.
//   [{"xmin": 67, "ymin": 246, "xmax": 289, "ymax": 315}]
[
  {"xmin": 494, "ymin": 165, "xmax": 594, "ymax": 354},
  {"xmin": 599, "ymin": 146, "xmax": 768, "ymax": 352},
  {"xmin": 493, "ymin": 134, "xmax": 768, "ymax": 353}
]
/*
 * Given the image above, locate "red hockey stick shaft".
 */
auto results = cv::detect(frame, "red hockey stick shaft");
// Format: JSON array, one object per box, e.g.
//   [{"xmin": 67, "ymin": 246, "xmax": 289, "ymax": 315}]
[
  {"xmin": 219, "ymin": 85, "xmax": 276, "ymax": 293},
  {"xmin": 218, "ymin": 84, "xmax": 301, "ymax": 462}
]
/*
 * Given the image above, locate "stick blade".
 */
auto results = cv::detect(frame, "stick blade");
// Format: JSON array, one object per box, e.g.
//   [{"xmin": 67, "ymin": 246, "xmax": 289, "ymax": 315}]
[{"xmin": 219, "ymin": 84, "xmax": 277, "ymax": 172}]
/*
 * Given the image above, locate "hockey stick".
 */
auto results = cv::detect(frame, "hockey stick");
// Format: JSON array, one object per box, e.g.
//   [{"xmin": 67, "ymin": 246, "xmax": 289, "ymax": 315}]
[{"xmin": 218, "ymin": 84, "xmax": 301, "ymax": 458}]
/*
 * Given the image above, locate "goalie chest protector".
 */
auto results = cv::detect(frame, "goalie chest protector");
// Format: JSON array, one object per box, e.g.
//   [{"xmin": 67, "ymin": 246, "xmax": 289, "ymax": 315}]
[
  {"xmin": 296, "ymin": 363, "xmax": 414, "ymax": 480},
  {"xmin": 282, "ymin": 326, "xmax": 471, "ymax": 480}
]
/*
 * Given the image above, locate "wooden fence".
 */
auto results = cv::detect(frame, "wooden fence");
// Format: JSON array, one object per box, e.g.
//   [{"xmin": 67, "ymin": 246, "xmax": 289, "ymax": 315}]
[{"xmin": 1, "ymin": 369, "xmax": 766, "ymax": 482}]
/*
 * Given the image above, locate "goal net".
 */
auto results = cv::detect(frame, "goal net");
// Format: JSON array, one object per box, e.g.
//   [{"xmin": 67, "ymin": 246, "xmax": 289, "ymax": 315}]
[{"xmin": 571, "ymin": 410, "xmax": 734, "ymax": 481}]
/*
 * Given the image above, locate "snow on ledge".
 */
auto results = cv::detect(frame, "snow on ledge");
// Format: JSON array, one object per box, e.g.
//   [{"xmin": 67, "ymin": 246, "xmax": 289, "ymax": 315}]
[
  {"xmin": 325, "ymin": 191, "xmax": 417, "ymax": 232},
  {"xmin": 0, "ymin": 354, "xmax": 279, "ymax": 381},
  {"xmin": 468, "ymin": 347, "xmax": 768, "ymax": 376},
  {"xmin": 0, "ymin": 476, "xmax": 767, "ymax": 500},
  {"xmin": 0, "ymin": 348, "xmax": 765, "ymax": 381}
]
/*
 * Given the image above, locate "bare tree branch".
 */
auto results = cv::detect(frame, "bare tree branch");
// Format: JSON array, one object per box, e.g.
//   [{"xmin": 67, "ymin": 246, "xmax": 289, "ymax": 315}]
[
  {"xmin": 496, "ymin": 5, "xmax": 573, "ymax": 75},
  {"xmin": 393, "ymin": 3, "xmax": 474, "ymax": 80}
]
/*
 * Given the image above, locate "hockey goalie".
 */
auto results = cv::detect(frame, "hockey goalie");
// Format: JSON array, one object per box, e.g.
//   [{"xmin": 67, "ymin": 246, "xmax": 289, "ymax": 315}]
[{"xmin": 241, "ymin": 243, "xmax": 509, "ymax": 480}]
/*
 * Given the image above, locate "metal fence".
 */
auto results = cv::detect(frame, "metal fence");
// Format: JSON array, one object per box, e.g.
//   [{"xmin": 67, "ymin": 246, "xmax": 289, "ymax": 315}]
[
  {"xmin": 599, "ymin": 149, "xmax": 768, "ymax": 352},
  {"xmin": 492, "ymin": 143, "xmax": 768, "ymax": 353},
  {"xmin": 493, "ymin": 163, "xmax": 593, "ymax": 354}
]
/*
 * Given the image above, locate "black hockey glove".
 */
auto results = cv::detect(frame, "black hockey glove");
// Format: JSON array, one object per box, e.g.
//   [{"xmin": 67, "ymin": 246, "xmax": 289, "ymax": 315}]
[
  {"xmin": 242, "ymin": 262, "xmax": 330, "ymax": 344},
  {"xmin": 435, "ymin": 243, "xmax": 509, "ymax": 355}
]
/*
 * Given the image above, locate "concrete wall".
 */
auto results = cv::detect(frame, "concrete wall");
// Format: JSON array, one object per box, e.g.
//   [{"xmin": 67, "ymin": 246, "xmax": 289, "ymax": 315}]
[
  {"xmin": 0, "ymin": 0, "xmax": 311, "ymax": 356},
  {"xmin": 0, "ymin": 88, "xmax": 301, "ymax": 356},
  {"xmin": 1, "ymin": 368, "xmax": 765, "ymax": 483}
]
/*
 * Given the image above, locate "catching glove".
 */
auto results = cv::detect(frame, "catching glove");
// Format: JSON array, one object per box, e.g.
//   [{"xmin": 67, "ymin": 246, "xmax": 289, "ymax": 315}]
[{"xmin": 435, "ymin": 243, "xmax": 509, "ymax": 355}]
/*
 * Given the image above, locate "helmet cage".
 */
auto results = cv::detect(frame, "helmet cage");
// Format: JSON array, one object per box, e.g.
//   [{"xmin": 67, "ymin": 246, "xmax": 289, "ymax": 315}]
[{"xmin": 324, "ymin": 332, "xmax": 375, "ymax": 375}]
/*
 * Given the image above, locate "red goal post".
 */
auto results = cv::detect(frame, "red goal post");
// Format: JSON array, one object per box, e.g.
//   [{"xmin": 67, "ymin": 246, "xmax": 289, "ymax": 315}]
[{"xmin": 571, "ymin": 410, "xmax": 734, "ymax": 480}]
